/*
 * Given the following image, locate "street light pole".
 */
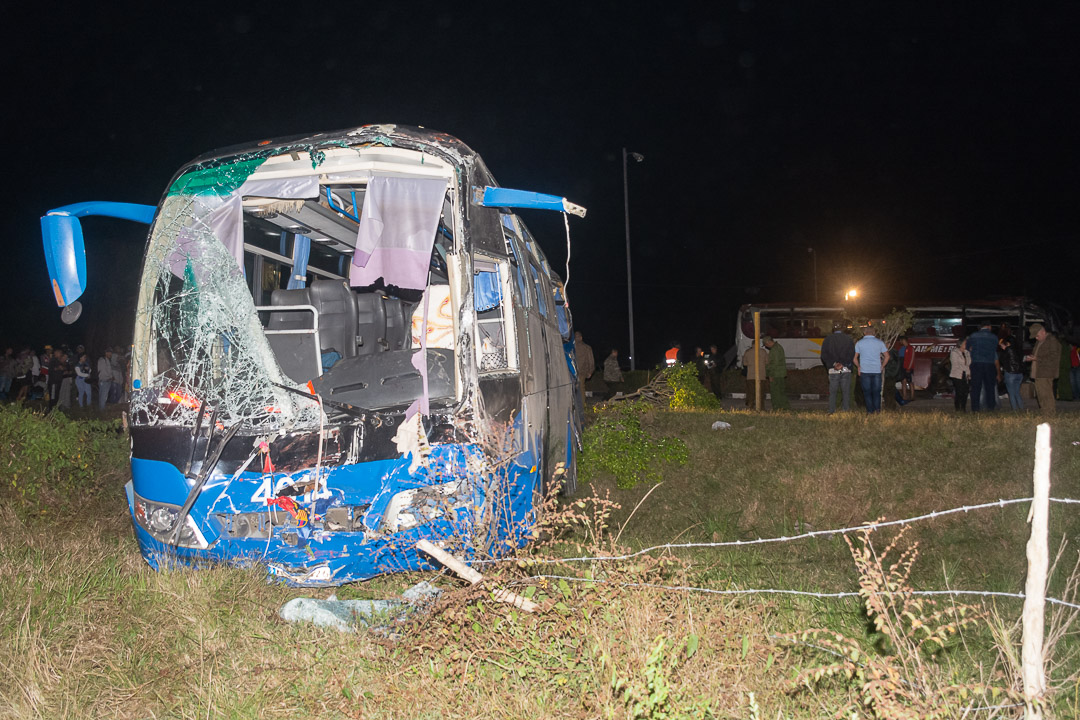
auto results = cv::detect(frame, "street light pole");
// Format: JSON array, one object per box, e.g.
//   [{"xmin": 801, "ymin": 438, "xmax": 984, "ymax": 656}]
[{"xmin": 623, "ymin": 148, "xmax": 644, "ymax": 370}]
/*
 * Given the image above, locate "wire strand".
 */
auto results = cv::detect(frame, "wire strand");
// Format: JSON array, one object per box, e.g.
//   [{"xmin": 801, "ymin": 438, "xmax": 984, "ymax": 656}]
[
  {"xmin": 517, "ymin": 574, "xmax": 1080, "ymax": 611},
  {"xmin": 475, "ymin": 496, "xmax": 1080, "ymax": 566}
]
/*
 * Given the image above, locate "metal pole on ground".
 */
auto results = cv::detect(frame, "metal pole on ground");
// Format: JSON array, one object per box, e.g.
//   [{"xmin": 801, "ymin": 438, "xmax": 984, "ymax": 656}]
[{"xmin": 1022, "ymin": 422, "xmax": 1050, "ymax": 719}]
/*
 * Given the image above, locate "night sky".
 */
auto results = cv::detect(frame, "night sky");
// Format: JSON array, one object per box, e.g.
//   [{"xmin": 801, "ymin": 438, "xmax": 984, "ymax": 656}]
[{"xmin": 6, "ymin": 1, "xmax": 1079, "ymax": 365}]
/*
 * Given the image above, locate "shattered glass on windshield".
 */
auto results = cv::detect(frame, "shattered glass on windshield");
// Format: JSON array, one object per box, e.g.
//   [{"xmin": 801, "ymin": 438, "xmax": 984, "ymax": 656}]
[{"xmin": 131, "ymin": 161, "xmax": 319, "ymax": 431}]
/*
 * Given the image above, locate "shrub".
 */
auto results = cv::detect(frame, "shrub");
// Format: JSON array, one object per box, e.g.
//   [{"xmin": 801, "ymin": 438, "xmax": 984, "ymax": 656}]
[
  {"xmin": 579, "ymin": 401, "xmax": 688, "ymax": 489},
  {"xmin": 665, "ymin": 364, "xmax": 720, "ymax": 410},
  {"xmin": 0, "ymin": 404, "xmax": 127, "ymax": 515}
]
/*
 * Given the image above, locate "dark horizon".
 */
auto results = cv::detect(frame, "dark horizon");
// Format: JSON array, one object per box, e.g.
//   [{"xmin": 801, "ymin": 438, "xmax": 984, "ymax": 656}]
[{"xmin": 5, "ymin": 1, "xmax": 1079, "ymax": 363}]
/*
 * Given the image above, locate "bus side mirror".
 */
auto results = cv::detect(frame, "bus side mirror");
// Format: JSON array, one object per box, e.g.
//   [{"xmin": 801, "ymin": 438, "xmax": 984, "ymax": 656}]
[
  {"xmin": 61, "ymin": 301, "xmax": 83, "ymax": 324},
  {"xmin": 40, "ymin": 201, "xmax": 155, "ymax": 320},
  {"xmin": 41, "ymin": 213, "xmax": 87, "ymax": 307}
]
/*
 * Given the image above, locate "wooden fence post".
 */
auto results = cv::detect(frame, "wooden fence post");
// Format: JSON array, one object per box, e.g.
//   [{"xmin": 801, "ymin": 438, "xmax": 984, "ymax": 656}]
[{"xmin": 1022, "ymin": 423, "xmax": 1051, "ymax": 719}]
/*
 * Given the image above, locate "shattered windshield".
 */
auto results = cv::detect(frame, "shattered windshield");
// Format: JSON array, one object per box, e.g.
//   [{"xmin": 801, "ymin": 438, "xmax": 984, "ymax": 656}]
[
  {"xmin": 130, "ymin": 143, "xmax": 459, "ymax": 431},
  {"xmin": 131, "ymin": 187, "xmax": 318, "ymax": 431}
]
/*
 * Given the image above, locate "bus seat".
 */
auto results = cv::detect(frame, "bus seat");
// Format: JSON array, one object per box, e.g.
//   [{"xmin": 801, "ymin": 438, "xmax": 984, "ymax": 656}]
[
  {"xmin": 268, "ymin": 288, "xmax": 313, "ymax": 331},
  {"xmin": 310, "ymin": 280, "xmax": 360, "ymax": 359},
  {"xmin": 311, "ymin": 348, "xmax": 456, "ymax": 411},
  {"xmin": 267, "ymin": 287, "xmax": 320, "ymax": 383},
  {"xmin": 355, "ymin": 292, "xmax": 387, "ymax": 355},
  {"xmin": 383, "ymin": 297, "xmax": 410, "ymax": 351}
]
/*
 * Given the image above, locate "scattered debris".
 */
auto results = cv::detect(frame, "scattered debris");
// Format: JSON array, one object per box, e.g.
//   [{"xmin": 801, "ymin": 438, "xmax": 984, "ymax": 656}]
[
  {"xmin": 416, "ymin": 539, "xmax": 539, "ymax": 612},
  {"xmin": 279, "ymin": 580, "xmax": 441, "ymax": 632},
  {"xmin": 605, "ymin": 370, "xmax": 676, "ymax": 407}
]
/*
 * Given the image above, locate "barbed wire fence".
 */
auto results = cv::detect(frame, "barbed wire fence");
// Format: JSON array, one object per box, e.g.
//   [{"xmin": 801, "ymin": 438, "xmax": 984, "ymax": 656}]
[
  {"xmin": 478, "ymin": 422, "xmax": 1071, "ymax": 717},
  {"xmin": 475, "ymin": 496, "xmax": 1079, "ymax": 566}
]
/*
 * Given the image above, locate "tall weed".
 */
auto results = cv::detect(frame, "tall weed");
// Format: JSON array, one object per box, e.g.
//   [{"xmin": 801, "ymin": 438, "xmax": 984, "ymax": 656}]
[{"xmin": 784, "ymin": 525, "xmax": 1025, "ymax": 719}]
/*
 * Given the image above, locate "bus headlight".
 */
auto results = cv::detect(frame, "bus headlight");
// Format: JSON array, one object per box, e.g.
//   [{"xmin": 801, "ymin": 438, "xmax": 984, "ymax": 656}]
[
  {"xmin": 133, "ymin": 494, "xmax": 209, "ymax": 549},
  {"xmin": 379, "ymin": 479, "xmax": 471, "ymax": 534}
]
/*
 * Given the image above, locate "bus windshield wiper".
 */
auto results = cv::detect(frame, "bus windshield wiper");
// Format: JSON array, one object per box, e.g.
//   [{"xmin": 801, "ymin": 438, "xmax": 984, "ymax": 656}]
[{"xmin": 272, "ymin": 382, "xmax": 369, "ymax": 419}]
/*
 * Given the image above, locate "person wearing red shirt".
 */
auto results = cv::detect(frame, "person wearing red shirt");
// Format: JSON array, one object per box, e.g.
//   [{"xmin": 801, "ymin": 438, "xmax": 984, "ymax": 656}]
[{"xmin": 665, "ymin": 343, "xmax": 681, "ymax": 367}]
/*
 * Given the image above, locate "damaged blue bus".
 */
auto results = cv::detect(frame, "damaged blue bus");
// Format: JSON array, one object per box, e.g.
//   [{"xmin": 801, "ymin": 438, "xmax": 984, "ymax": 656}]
[{"xmin": 41, "ymin": 125, "xmax": 585, "ymax": 586}]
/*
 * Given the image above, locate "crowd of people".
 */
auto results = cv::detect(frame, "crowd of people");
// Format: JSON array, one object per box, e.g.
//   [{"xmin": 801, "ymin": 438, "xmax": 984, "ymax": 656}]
[
  {"xmin": 947, "ymin": 322, "xmax": 1073, "ymax": 415},
  {"xmin": 10, "ymin": 326, "xmax": 1070, "ymax": 418},
  {"xmin": 572, "ymin": 332, "xmax": 638, "ymax": 400},
  {"xmin": 0, "ymin": 343, "xmax": 129, "ymax": 412},
  {"xmin": 742, "ymin": 320, "xmax": 1080, "ymax": 415},
  {"xmin": 574, "ymin": 335, "xmax": 726, "ymax": 401}
]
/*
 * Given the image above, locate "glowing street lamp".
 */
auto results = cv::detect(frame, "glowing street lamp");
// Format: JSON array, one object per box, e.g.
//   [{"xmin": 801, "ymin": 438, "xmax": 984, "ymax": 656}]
[{"xmin": 844, "ymin": 288, "xmax": 858, "ymax": 301}]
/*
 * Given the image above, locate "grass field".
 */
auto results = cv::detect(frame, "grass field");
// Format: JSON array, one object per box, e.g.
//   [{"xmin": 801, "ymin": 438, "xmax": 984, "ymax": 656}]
[{"xmin": 1, "ymin": 405, "xmax": 1079, "ymax": 719}]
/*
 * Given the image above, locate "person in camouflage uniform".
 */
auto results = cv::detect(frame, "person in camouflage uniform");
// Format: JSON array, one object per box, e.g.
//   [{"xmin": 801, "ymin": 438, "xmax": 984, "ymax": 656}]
[{"xmin": 763, "ymin": 336, "xmax": 789, "ymax": 410}]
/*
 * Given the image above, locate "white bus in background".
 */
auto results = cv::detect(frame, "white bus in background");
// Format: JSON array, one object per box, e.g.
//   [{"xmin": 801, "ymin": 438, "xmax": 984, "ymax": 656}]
[{"xmin": 735, "ymin": 298, "xmax": 1063, "ymax": 390}]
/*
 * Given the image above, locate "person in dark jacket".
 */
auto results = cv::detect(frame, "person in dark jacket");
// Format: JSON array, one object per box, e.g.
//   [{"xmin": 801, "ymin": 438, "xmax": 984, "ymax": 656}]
[
  {"xmin": 0, "ymin": 347, "xmax": 14, "ymax": 400},
  {"xmin": 820, "ymin": 321, "xmax": 855, "ymax": 413},
  {"xmin": 1025, "ymin": 323, "xmax": 1061, "ymax": 414},
  {"xmin": 763, "ymin": 336, "xmax": 789, "ymax": 410},
  {"xmin": 58, "ymin": 350, "xmax": 76, "ymax": 410},
  {"xmin": 703, "ymin": 344, "xmax": 721, "ymax": 397},
  {"xmin": 898, "ymin": 336, "xmax": 916, "ymax": 402},
  {"xmin": 998, "ymin": 335, "xmax": 1024, "ymax": 410},
  {"xmin": 966, "ymin": 322, "xmax": 1000, "ymax": 411},
  {"xmin": 883, "ymin": 348, "xmax": 902, "ymax": 410},
  {"xmin": 574, "ymin": 331, "xmax": 595, "ymax": 400},
  {"xmin": 46, "ymin": 349, "xmax": 65, "ymax": 411}
]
